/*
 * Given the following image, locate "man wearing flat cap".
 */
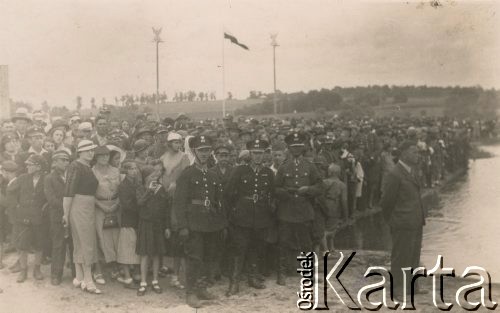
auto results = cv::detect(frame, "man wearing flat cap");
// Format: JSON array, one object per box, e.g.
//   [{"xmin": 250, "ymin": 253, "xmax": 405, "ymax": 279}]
[
  {"xmin": 7, "ymin": 154, "xmax": 47, "ymax": 283},
  {"xmin": 173, "ymin": 135, "xmax": 227, "ymax": 308},
  {"xmin": 224, "ymin": 139, "xmax": 274, "ymax": 295},
  {"xmin": 15, "ymin": 126, "xmax": 50, "ymax": 174},
  {"xmin": 44, "ymin": 150, "xmax": 73, "ymax": 285},
  {"xmin": 380, "ymin": 140, "xmax": 427, "ymax": 300},
  {"xmin": 274, "ymin": 132, "xmax": 323, "ymax": 286}
]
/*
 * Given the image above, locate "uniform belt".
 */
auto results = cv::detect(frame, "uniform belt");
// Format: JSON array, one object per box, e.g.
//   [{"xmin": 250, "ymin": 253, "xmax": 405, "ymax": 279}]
[
  {"xmin": 191, "ymin": 199, "xmax": 211, "ymax": 207},
  {"xmin": 243, "ymin": 194, "xmax": 260, "ymax": 203},
  {"xmin": 95, "ymin": 195, "xmax": 118, "ymax": 201}
]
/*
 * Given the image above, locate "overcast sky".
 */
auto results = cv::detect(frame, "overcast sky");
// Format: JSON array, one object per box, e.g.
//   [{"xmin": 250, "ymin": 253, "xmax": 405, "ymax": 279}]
[{"xmin": 0, "ymin": 0, "xmax": 498, "ymax": 109}]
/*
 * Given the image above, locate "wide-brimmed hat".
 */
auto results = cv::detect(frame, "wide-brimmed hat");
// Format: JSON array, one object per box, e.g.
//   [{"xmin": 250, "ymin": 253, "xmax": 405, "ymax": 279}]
[
  {"xmin": 94, "ymin": 145, "xmax": 110, "ymax": 156},
  {"xmin": 77, "ymin": 140, "xmax": 97, "ymax": 153},
  {"xmin": 133, "ymin": 139, "xmax": 149, "ymax": 153}
]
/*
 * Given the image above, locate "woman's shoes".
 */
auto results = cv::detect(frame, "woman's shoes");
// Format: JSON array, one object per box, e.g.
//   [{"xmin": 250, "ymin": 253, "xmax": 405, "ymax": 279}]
[
  {"xmin": 72, "ymin": 278, "xmax": 82, "ymax": 288},
  {"xmin": 93, "ymin": 273, "xmax": 106, "ymax": 285},
  {"xmin": 137, "ymin": 282, "xmax": 147, "ymax": 296},
  {"xmin": 81, "ymin": 282, "xmax": 102, "ymax": 294},
  {"xmin": 117, "ymin": 277, "xmax": 133, "ymax": 285},
  {"xmin": 151, "ymin": 280, "xmax": 162, "ymax": 294},
  {"xmin": 171, "ymin": 276, "xmax": 185, "ymax": 290}
]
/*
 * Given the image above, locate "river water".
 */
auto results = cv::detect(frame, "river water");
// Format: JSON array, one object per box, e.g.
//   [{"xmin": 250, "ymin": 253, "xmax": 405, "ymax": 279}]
[{"xmin": 421, "ymin": 144, "xmax": 500, "ymax": 283}]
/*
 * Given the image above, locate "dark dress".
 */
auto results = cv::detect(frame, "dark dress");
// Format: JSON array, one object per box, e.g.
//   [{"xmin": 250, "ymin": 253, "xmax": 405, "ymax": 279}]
[{"xmin": 135, "ymin": 180, "xmax": 169, "ymax": 257}]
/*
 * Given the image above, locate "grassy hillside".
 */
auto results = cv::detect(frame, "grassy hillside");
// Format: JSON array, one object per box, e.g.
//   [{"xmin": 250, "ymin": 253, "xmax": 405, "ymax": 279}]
[{"xmin": 143, "ymin": 99, "xmax": 262, "ymax": 118}]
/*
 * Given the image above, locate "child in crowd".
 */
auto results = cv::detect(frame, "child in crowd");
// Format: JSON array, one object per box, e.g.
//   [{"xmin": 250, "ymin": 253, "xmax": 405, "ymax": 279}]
[
  {"xmin": 116, "ymin": 160, "xmax": 141, "ymax": 287},
  {"xmin": 322, "ymin": 164, "xmax": 348, "ymax": 252},
  {"xmin": 135, "ymin": 160, "xmax": 170, "ymax": 296}
]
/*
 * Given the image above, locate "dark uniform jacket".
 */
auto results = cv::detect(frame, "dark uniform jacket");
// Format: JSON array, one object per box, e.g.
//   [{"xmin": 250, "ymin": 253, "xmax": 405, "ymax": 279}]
[
  {"xmin": 380, "ymin": 162, "xmax": 426, "ymax": 229},
  {"xmin": 43, "ymin": 170, "xmax": 66, "ymax": 223},
  {"xmin": 173, "ymin": 164, "xmax": 227, "ymax": 232},
  {"xmin": 224, "ymin": 164, "xmax": 274, "ymax": 228},
  {"xmin": 209, "ymin": 164, "xmax": 233, "ymax": 212},
  {"xmin": 7, "ymin": 172, "xmax": 46, "ymax": 225},
  {"xmin": 274, "ymin": 157, "xmax": 324, "ymax": 223}
]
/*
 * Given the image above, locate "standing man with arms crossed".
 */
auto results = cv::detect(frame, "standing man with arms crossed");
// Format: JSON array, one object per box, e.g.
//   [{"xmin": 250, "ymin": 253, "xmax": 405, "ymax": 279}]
[{"xmin": 380, "ymin": 140, "xmax": 428, "ymax": 301}]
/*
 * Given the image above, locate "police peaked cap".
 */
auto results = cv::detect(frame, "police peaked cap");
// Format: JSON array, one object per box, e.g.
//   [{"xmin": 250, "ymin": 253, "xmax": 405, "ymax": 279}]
[
  {"xmin": 189, "ymin": 135, "xmax": 213, "ymax": 149},
  {"xmin": 246, "ymin": 139, "xmax": 269, "ymax": 150},
  {"xmin": 284, "ymin": 132, "xmax": 306, "ymax": 146}
]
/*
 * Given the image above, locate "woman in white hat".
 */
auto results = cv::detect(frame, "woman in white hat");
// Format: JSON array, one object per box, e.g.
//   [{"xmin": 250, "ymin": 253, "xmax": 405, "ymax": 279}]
[
  {"xmin": 159, "ymin": 132, "xmax": 190, "ymax": 288},
  {"xmin": 63, "ymin": 140, "xmax": 102, "ymax": 294}
]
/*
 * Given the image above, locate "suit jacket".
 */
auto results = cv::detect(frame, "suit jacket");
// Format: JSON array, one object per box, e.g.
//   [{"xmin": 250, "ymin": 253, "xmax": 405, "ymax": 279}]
[
  {"xmin": 380, "ymin": 162, "xmax": 426, "ymax": 229},
  {"xmin": 43, "ymin": 170, "xmax": 66, "ymax": 223},
  {"xmin": 7, "ymin": 173, "xmax": 47, "ymax": 225}
]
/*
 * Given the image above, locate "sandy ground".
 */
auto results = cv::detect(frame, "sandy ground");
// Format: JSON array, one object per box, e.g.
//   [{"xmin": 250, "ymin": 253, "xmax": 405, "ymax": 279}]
[{"xmin": 1, "ymin": 249, "xmax": 498, "ymax": 313}]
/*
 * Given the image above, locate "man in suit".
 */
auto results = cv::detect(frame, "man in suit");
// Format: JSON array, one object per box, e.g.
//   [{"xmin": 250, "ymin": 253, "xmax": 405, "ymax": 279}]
[
  {"xmin": 7, "ymin": 154, "xmax": 47, "ymax": 283},
  {"xmin": 380, "ymin": 140, "xmax": 427, "ymax": 300},
  {"xmin": 44, "ymin": 150, "xmax": 72, "ymax": 285}
]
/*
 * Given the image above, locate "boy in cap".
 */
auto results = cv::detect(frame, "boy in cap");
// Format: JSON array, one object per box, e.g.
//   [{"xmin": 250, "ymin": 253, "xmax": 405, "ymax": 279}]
[
  {"xmin": 7, "ymin": 154, "xmax": 47, "ymax": 282},
  {"xmin": 44, "ymin": 150, "xmax": 73, "ymax": 285},
  {"xmin": 274, "ymin": 132, "xmax": 323, "ymax": 286},
  {"xmin": 173, "ymin": 135, "xmax": 227, "ymax": 308}
]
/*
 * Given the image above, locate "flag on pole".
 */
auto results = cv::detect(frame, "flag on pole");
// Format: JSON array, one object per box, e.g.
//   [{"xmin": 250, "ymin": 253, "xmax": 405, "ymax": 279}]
[{"xmin": 224, "ymin": 32, "xmax": 249, "ymax": 50}]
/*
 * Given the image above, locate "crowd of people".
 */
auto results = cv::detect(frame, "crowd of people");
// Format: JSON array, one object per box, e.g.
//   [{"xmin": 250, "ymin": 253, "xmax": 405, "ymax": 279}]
[{"xmin": 0, "ymin": 105, "xmax": 487, "ymax": 308}]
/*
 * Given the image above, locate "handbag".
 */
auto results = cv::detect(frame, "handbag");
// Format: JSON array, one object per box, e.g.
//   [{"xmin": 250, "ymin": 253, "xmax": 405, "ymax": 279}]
[{"xmin": 103, "ymin": 214, "xmax": 119, "ymax": 229}]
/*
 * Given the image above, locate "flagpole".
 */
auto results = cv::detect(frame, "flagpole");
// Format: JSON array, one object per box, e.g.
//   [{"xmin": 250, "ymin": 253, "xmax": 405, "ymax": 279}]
[{"xmin": 222, "ymin": 31, "xmax": 226, "ymax": 117}]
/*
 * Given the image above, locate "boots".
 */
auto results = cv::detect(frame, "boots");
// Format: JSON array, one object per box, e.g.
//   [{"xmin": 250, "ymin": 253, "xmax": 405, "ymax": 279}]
[
  {"xmin": 17, "ymin": 268, "xmax": 28, "ymax": 283},
  {"xmin": 33, "ymin": 265, "xmax": 44, "ymax": 280},
  {"xmin": 186, "ymin": 293, "xmax": 202, "ymax": 308},
  {"xmin": 277, "ymin": 249, "xmax": 288, "ymax": 286},
  {"xmin": 226, "ymin": 257, "xmax": 242, "ymax": 296},
  {"xmin": 247, "ymin": 264, "xmax": 265, "ymax": 289},
  {"xmin": 196, "ymin": 279, "xmax": 216, "ymax": 300}
]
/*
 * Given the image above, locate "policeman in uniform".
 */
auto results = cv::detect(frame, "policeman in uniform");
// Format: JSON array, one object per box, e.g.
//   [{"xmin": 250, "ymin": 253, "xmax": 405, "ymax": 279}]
[
  {"xmin": 207, "ymin": 143, "xmax": 234, "ymax": 284},
  {"xmin": 274, "ymin": 132, "xmax": 323, "ymax": 286},
  {"xmin": 224, "ymin": 139, "xmax": 274, "ymax": 295},
  {"xmin": 173, "ymin": 135, "xmax": 227, "ymax": 308}
]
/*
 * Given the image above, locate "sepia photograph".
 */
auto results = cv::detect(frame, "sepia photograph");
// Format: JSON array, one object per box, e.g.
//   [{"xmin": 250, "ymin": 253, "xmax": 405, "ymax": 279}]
[{"xmin": 0, "ymin": 0, "xmax": 499, "ymax": 312}]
